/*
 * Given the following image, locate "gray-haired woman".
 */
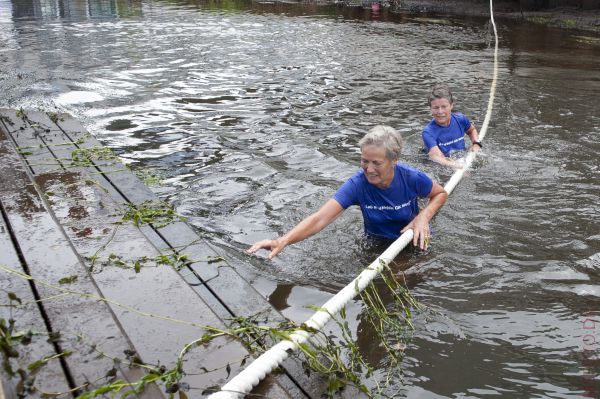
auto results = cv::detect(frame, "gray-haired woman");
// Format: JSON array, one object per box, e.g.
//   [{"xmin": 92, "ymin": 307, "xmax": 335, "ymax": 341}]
[{"xmin": 247, "ymin": 125, "xmax": 448, "ymax": 259}]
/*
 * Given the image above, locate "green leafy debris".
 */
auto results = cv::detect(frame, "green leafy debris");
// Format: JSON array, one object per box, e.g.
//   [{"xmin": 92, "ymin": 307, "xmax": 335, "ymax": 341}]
[
  {"xmin": 70, "ymin": 146, "xmax": 116, "ymax": 167},
  {"xmin": 58, "ymin": 275, "xmax": 78, "ymax": 284},
  {"xmin": 121, "ymin": 200, "xmax": 184, "ymax": 228}
]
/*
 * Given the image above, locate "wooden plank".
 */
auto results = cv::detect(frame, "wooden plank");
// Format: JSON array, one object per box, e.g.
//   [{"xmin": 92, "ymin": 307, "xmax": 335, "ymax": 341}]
[
  {"xmin": 0, "ymin": 109, "xmax": 64, "ymax": 174},
  {"xmin": 0, "ymin": 126, "xmax": 167, "ymax": 397},
  {"xmin": 0, "ymin": 215, "xmax": 71, "ymax": 397},
  {"xmin": 1, "ymin": 110, "xmax": 319, "ymax": 397}
]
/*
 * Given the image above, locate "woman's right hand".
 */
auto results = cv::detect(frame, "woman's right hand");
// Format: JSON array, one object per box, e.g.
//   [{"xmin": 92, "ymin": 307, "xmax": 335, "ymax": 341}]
[
  {"xmin": 246, "ymin": 238, "xmax": 287, "ymax": 260},
  {"xmin": 451, "ymin": 158, "xmax": 465, "ymax": 170},
  {"xmin": 246, "ymin": 199, "xmax": 344, "ymax": 260}
]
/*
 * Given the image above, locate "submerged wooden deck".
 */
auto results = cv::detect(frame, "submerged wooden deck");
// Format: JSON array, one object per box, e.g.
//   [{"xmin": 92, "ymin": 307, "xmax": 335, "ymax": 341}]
[{"xmin": 0, "ymin": 109, "xmax": 327, "ymax": 398}]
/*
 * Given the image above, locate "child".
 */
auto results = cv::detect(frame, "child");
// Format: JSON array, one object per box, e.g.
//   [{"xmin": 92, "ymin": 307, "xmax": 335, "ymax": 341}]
[{"xmin": 422, "ymin": 84, "xmax": 481, "ymax": 169}]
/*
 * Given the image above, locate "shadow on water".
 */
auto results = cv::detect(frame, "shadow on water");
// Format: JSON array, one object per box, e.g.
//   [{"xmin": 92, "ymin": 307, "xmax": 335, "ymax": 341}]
[{"xmin": 1, "ymin": 0, "xmax": 600, "ymax": 397}]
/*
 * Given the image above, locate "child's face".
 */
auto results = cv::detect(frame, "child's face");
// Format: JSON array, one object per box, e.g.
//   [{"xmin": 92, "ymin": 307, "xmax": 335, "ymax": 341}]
[{"xmin": 430, "ymin": 97, "xmax": 453, "ymax": 126}]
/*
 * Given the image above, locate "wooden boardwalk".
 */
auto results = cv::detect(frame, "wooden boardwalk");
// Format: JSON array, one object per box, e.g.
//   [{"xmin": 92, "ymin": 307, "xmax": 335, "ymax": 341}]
[{"xmin": 0, "ymin": 109, "xmax": 326, "ymax": 398}]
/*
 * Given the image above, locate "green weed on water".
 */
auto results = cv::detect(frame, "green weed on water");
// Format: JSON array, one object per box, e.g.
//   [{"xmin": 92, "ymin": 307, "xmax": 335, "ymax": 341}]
[
  {"xmin": 70, "ymin": 146, "xmax": 116, "ymax": 167},
  {"xmin": 134, "ymin": 169, "xmax": 163, "ymax": 187},
  {"xmin": 120, "ymin": 200, "xmax": 184, "ymax": 228}
]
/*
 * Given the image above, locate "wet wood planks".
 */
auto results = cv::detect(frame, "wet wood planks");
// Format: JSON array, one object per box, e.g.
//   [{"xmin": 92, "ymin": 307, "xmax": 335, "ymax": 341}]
[{"xmin": 0, "ymin": 109, "xmax": 323, "ymax": 398}]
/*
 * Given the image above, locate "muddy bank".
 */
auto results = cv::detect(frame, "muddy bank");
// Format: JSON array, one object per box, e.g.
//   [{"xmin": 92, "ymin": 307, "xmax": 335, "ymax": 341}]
[{"xmin": 388, "ymin": 0, "xmax": 600, "ymax": 33}]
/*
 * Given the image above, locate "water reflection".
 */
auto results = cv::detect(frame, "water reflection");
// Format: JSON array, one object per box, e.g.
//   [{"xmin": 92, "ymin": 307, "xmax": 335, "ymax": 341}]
[{"xmin": 9, "ymin": 0, "xmax": 141, "ymax": 19}]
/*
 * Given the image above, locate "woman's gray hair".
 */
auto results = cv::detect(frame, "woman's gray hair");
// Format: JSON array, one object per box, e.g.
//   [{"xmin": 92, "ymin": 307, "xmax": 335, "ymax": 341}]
[
  {"xmin": 358, "ymin": 125, "xmax": 403, "ymax": 161},
  {"xmin": 428, "ymin": 83, "xmax": 453, "ymax": 105}
]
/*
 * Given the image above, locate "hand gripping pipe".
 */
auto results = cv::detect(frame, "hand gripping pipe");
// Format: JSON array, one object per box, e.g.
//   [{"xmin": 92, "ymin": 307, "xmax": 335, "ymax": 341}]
[{"xmin": 209, "ymin": 1, "xmax": 498, "ymax": 397}]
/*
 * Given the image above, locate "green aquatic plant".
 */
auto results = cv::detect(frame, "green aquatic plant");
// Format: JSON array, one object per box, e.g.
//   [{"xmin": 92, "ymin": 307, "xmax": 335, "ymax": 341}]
[
  {"xmin": 16, "ymin": 134, "xmax": 91, "ymax": 155},
  {"xmin": 15, "ymin": 108, "xmax": 27, "ymax": 120},
  {"xmin": 526, "ymin": 16, "xmax": 553, "ymax": 25},
  {"xmin": 0, "ymin": 293, "xmax": 72, "ymax": 397},
  {"xmin": 562, "ymin": 19, "xmax": 577, "ymax": 29},
  {"xmin": 46, "ymin": 112, "xmax": 64, "ymax": 124},
  {"xmin": 58, "ymin": 275, "xmax": 78, "ymax": 284},
  {"xmin": 70, "ymin": 146, "xmax": 116, "ymax": 167},
  {"xmin": 100, "ymin": 252, "xmax": 194, "ymax": 273},
  {"xmin": 120, "ymin": 200, "xmax": 184, "ymax": 228},
  {"xmin": 134, "ymin": 169, "xmax": 163, "ymax": 187}
]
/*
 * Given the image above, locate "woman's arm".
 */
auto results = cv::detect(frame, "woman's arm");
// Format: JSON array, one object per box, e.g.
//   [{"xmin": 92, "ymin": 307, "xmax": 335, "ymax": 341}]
[
  {"xmin": 247, "ymin": 199, "xmax": 344, "ymax": 259},
  {"xmin": 401, "ymin": 182, "xmax": 448, "ymax": 249},
  {"xmin": 428, "ymin": 146, "xmax": 463, "ymax": 169},
  {"xmin": 467, "ymin": 125, "xmax": 482, "ymax": 152}
]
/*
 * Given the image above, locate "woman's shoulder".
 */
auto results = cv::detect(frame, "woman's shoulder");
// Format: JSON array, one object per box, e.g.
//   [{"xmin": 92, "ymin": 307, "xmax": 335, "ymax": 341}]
[
  {"xmin": 395, "ymin": 162, "xmax": 424, "ymax": 175},
  {"xmin": 394, "ymin": 163, "xmax": 432, "ymax": 192},
  {"xmin": 451, "ymin": 112, "xmax": 470, "ymax": 122},
  {"xmin": 423, "ymin": 118, "xmax": 438, "ymax": 132},
  {"xmin": 344, "ymin": 169, "xmax": 366, "ymax": 185}
]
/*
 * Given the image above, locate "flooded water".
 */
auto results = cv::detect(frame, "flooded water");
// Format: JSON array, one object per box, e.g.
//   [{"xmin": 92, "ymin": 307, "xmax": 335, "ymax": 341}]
[{"xmin": 1, "ymin": 0, "xmax": 599, "ymax": 397}]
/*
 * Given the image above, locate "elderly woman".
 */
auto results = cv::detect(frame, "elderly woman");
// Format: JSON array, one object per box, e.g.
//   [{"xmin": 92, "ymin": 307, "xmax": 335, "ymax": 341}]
[{"xmin": 247, "ymin": 125, "xmax": 448, "ymax": 259}]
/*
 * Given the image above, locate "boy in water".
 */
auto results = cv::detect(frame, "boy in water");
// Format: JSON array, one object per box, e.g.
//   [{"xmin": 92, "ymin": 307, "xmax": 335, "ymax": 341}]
[{"xmin": 422, "ymin": 84, "xmax": 482, "ymax": 169}]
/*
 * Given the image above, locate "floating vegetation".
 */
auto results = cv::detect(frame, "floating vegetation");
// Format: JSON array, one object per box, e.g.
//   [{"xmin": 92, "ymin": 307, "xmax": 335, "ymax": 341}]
[
  {"xmin": 58, "ymin": 275, "xmax": 78, "ymax": 284},
  {"xmin": 155, "ymin": 252, "xmax": 195, "ymax": 271},
  {"xmin": 358, "ymin": 263, "xmax": 422, "ymax": 391},
  {"xmin": 206, "ymin": 255, "xmax": 225, "ymax": 264},
  {"xmin": 46, "ymin": 112, "xmax": 64, "ymax": 124},
  {"xmin": 16, "ymin": 135, "xmax": 91, "ymax": 156},
  {"xmin": 562, "ymin": 19, "xmax": 577, "ymax": 29},
  {"xmin": 101, "ymin": 252, "xmax": 193, "ymax": 273},
  {"xmin": 120, "ymin": 200, "xmax": 185, "ymax": 228},
  {"xmin": 134, "ymin": 169, "xmax": 163, "ymax": 187},
  {"xmin": 15, "ymin": 107, "xmax": 27, "ymax": 120},
  {"xmin": 76, "ymin": 357, "xmax": 188, "ymax": 399},
  {"xmin": 90, "ymin": 252, "xmax": 224, "ymax": 274},
  {"xmin": 0, "ymin": 293, "xmax": 71, "ymax": 397},
  {"xmin": 0, "ymin": 114, "xmax": 14, "ymax": 126},
  {"xmin": 525, "ymin": 15, "xmax": 581, "ymax": 30},
  {"xmin": 70, "ymin": 146, "xmax": 116, "ymax": 167}
]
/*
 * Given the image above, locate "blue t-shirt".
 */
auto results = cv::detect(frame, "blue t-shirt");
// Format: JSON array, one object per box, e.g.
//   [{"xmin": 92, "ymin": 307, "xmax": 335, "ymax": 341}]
[
  {"xmin": 333, "ymin": 163, "xmax": 433, "ymax": 239},
  {"xmin": 422, "ymin": 112, "xmax": 472, "ymax": 157}
]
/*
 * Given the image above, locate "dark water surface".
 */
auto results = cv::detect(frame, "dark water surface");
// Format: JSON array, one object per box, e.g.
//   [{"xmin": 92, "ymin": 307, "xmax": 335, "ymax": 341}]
[{"xmin": 1, "ymin": 0, "xmax": 599, "ymax": 397}]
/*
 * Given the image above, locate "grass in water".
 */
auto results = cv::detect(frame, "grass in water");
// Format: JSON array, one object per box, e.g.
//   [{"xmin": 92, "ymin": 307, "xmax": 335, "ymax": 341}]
[
  {"xmin": 70, "ymin": 146, "xmax": 116, "ymax": 167},
  {"xmin": 134, "ymin": 169, "xmax": 163, "ymax": 187},
  {"xmin": 120, "ymin": 200, "xmax": 184, "ymax": 228}
]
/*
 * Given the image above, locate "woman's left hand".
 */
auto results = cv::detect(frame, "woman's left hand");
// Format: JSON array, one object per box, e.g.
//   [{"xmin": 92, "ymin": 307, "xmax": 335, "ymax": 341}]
[{"xmin": 401, "ymin": 215, "xmax": 431, "ymax": 250}]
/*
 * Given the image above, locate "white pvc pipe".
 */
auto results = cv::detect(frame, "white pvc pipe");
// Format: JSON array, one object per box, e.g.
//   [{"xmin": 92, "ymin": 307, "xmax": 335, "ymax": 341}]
[
  {"xmin": 209, "ymin": 1, "xmax": 499, "ymax": 397},
  {"xmin": 209, "ymin": 232, "xmax": 414, "ymax": 398}
]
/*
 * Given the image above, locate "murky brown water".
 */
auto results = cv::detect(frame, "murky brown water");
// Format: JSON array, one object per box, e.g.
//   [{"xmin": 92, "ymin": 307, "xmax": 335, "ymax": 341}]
[{"xmin": 1, "ymin": 0, "xmax": 599, "ymax": 397}]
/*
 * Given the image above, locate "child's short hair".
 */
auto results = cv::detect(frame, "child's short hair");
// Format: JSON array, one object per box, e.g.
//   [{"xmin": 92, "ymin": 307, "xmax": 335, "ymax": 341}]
[{"xmin": 428, "ymin": 84, "xmax": 453, "ymax": 105}]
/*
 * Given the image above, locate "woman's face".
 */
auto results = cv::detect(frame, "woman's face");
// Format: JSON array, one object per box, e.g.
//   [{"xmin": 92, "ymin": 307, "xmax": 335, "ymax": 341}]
[
  {"xmin": 430, "ymin": 97, "xmax": 453, "ymax": 126},
  {"xmin": 360, "ymin": 144, "xmax": 395, "ymax": 189}
]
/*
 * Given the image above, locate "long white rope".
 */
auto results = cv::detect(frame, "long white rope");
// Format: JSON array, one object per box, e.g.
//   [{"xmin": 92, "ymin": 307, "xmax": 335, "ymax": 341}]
[
  {"xmin": 445, "ymin": 1, "xmax": 498, "ymax": 195},
  {"xmin": 209, "ymin": 2, "xmax": 499, "ymax": 397}
]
